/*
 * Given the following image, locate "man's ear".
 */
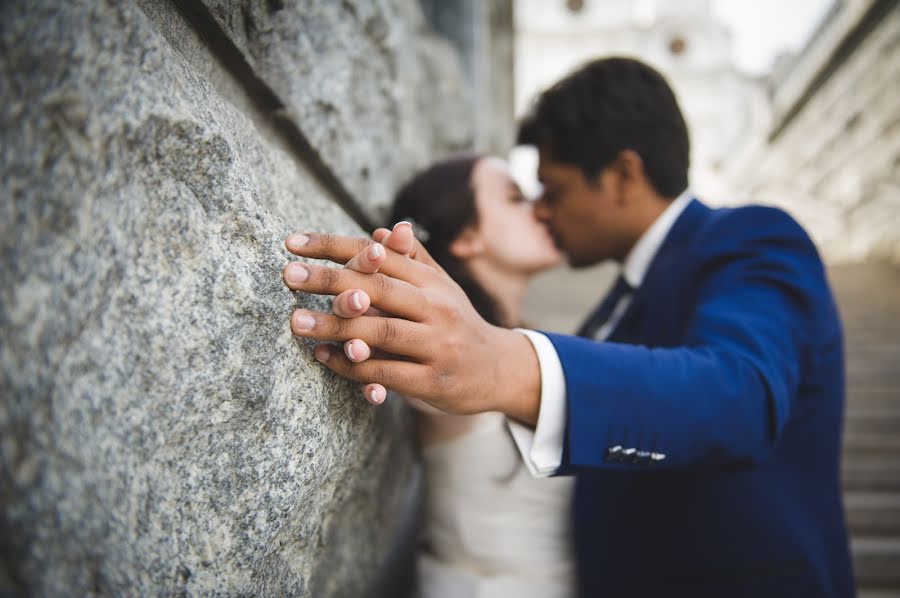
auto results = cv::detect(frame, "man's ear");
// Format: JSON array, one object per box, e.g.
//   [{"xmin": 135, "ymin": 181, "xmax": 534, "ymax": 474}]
[
  {"xmin": 449, "ymin": 227, "xmax": 484, "ymax": 259},
  {"xmin": 612, "ymin": 149, "xmax": 645, "ymax": 205}
]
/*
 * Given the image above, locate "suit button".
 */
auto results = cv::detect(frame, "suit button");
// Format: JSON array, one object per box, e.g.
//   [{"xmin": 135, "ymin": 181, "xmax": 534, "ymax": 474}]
[
  {"xmin": 606, "ymin": 445, "xmax": 623, "ymax": 462},
  {"xmin": 650, "ymin": 452, "xmax": 666, "ymax": 463}
]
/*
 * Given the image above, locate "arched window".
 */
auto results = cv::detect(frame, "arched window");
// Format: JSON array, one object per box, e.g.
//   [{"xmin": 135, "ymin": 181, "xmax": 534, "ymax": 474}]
[
  {"xmin": 669, "ymin": 35, "xmax": 687, "ymax": 56},
  {"xmin": 566, "ymin": 0, "xmax": 585, "ymax": 14}
]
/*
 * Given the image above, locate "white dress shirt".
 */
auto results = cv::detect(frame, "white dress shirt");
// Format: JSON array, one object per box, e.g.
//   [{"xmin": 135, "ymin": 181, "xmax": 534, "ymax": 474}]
[{"xmin": 508, "ymin": 190, "xmax": 694, "ymax": 477}]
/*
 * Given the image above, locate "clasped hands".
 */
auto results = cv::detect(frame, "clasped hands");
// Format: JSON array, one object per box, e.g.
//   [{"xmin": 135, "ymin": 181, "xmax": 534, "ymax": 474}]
[{"xmin": 281, "ymin": 223, "xmax": 541, "ymax": 425}]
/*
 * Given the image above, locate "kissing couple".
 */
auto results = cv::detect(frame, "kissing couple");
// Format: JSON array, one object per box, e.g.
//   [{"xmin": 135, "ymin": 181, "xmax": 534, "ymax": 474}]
[{"xmin": 282, "ymin": 57, "xmax": 854, "ymax": 598}]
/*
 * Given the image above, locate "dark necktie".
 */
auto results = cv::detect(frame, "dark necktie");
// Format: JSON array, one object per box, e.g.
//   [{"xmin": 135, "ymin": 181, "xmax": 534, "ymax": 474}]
[{"xmin": 577, "ymin": 275, "xmax": 634, "ymax": 339}]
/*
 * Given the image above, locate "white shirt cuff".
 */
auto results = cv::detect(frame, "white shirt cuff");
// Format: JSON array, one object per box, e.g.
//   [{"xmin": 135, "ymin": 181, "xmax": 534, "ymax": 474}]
[{"xmin": 507, "ymin": 329, "xmax": 567, "ymax": 478}]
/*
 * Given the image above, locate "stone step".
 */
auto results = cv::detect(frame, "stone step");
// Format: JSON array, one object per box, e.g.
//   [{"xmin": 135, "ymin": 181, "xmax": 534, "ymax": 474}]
[
  {"xmin": 845, "ymin": 409, "xmax": 900, "ymax": 436},
  {"xmin": 844, "ymin": 431, "xmax": 900, "ymax": 454},
  {"xmin": 847, "ymin": 366, "xmax": 900, "ymax": 392},
  {"xmin": 842, "ymin": 412, "xmax": 900, "ymax": 467},
  {"xmin": 853, "ymin": 537, "xmax": 900, "ymax": 588},
  {"xmin": 845, "ymin": 350, "xmax": 900, "ymax": 375},
  {"xmin": 843, "ymin": 455, "xmax": 900, "ymax": 492},
  {"xmin": 847, "ymin": 389, "xmax": 900, "ymax": 410},
  {"xmin": 845, "ymin": 492, "xmax": 900, "ymax": 535}
]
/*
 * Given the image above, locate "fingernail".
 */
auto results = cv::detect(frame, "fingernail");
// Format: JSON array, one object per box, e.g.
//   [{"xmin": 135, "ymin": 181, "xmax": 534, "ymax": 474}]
[
  {"xmin": 287, "ymin": 234, "xmax": 309, "ymax": 248},
  {"xmin": 345, "ymin": 341, "xmax": 356, "ymax": 361},
  {"xmin": 368, "ymin": 243, "xmax": 383, "ymax": 260},
  {"xmin": 293, "ymin": 313, "xmax": 316, "ymax": 331},
  {"xmin": 350, "ymin": 291, "xmax": 363, "ymax": 311},
  {"xmin": 314, "ymin": 345, "xmax": 331, "ymax": 362},
  {"xmin": 395, "ymin": 221, "xmax": 411, "ymax": 230},
  {"xmin": 370, "ymin": 388, "xmax": 383, "ymax": 404},
  {"xmin": 284, "ymin": 263, "xmax": 309, "ymax": 284}
]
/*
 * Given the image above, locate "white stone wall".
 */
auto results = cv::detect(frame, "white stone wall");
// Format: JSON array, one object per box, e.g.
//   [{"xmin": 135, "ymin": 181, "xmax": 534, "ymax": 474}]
[{"xmin": 725, "ymin": 0, "xmax": 900, "ymax": 264}]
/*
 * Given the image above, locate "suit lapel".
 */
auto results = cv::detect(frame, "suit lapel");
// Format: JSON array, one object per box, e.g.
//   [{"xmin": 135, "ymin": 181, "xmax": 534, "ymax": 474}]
[{"xmin": 608, "ymin": 198, "xmax": 711, "ymax": 342}]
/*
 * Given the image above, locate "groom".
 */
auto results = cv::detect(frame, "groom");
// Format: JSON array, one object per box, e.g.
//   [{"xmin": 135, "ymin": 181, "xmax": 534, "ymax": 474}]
[{"xmin": 281, "ymin": 57, "xmax": 854, "ymax": 596}]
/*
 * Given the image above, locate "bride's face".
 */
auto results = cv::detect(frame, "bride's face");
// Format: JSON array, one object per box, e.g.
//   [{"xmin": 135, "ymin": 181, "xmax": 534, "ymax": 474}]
[{"xmin": 468, "ymin": 157, "xmax": 562, "ymax": 275}]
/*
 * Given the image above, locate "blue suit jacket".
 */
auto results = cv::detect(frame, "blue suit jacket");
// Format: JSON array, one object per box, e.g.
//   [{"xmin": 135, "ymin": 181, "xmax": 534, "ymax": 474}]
[{"xmin": 547, "ymin": 199, "xmax": 854, "ymax": 597}]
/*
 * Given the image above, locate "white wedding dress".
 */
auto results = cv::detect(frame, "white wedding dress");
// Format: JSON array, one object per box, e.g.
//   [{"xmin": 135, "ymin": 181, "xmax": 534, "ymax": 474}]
[{"xmin": 416, "ymin": 411, "xmax": 576, "ymax": 598}]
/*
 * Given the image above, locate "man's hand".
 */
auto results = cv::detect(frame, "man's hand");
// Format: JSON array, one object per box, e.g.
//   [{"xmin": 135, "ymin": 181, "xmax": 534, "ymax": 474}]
[{"xmin": 281, "ymin": 225, "xmax": 542, "ymax": 424}]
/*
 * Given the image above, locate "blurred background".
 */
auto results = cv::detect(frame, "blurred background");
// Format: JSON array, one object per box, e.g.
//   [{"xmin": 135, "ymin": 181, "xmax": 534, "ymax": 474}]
[{"xmin": 507, "ymin": 1, "xmax": 900, "ymax": 595}]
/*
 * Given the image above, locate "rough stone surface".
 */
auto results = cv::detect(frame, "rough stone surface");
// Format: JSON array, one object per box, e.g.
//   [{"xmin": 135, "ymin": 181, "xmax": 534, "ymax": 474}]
[
  {"xmin": 0, "ymin": 1, "xmax": 415, "ymax": 595},
  {"xmin": 201, "ymin": 0, "xmax": 475, "ymax": 220}
]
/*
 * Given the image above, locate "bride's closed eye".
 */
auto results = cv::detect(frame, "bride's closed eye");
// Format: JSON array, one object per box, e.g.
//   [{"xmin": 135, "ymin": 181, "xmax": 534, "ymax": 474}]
[{"xmin": 507, "ymin": 183, "xmax": 527, "ymax": 204}]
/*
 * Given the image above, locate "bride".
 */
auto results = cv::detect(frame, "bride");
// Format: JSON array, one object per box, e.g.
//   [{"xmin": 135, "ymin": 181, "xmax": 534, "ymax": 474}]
[{"xmin": 387, "ymin": 155, "xmax": 575, "ymax": 598}]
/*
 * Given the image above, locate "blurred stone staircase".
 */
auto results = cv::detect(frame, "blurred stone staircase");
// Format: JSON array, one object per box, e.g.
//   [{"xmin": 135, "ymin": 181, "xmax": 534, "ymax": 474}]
[{"xmin": 831, "ymin": 263, "xmax": 900, "ymax": 597}]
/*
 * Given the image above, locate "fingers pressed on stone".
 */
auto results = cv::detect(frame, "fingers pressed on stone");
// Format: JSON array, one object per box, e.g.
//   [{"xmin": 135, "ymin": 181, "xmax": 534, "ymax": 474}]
[
  {"xmin": 284, "ymin": 233, "xmax": 435, "ymax": 287},
  {"xmin": 285, "ymin": 232, "xmax": 365, "ymax": 261},
  {"xmin": 363, "ymin": 383, "xmax": 387, "ymax": 405},
  {"xmin": 283, "ymin": 262, "xmax": 423, "ymax": 319},
  {"xmin": 343, "ymin": 339, "xmax": 371, "ymax": 363},
  {"xmin": 313, "ymin": 343, "xmax": 428, "ymax": 396},
  {"xmin": 292, "ymin": 310, "xmax": 429, "ymax": 359},
  {"xmin": 285, "ymin": 234, "xmax": 311, "ymax": 252},
  {"xmin": 332, "ymin": 289, "xmax": 371, "ymax": 318}
]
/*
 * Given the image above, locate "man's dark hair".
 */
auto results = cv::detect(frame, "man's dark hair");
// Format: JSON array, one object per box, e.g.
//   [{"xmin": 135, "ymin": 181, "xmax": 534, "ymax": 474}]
[{"xmin": 518, "ymin": 57, "xmax": 690, "ymax": 198}]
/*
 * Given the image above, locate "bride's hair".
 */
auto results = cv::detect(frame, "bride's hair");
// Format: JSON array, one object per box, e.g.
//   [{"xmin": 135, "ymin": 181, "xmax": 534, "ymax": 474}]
[
  {"xmin": 391, "ymin": 155, "xmax": 523, "ymax": 483},
  {"xmin": 389, "ymin": 154, "xmax": 504, "ymax": 327}
]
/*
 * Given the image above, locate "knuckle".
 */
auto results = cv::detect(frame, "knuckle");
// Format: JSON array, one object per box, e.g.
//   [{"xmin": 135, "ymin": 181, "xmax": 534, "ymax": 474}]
[
  {"xmin": 317, "ymin": 233, "xmax": 336, "ymax": 255},
  {"xmin": 419, "ymin": 288, "xmax": 439, "ymax": 312},
  {"xmin": 435, "ymin": 299, "xmax": 459, "ymax": 324},
  {"xmin": 431, "ymin": 366, "xmax": 453, "ymax": 388},
  {"xmin": 377, "ymin": 318, "xmax": 398, "ymax": 346},
  {"xmin": 372, "ymin": 273, "xmax": 393, "ymax": 299},
  {"xmin": 330, "ymin": 313, "xmax": 351, "ymax": 338},
  {"xmin": 428, "ymin": 366, "xmax": 457, "ymax": 405},
  {"xmin": 371, "ymin": 363, "xmax": 393, "ymax": 388},
  {"xmin": 317, "ymin": 265, "xmax": 341, "ymax": 292},
  {"xmin": 438, "ymin": 332, "xmax": 463, "ymax": 357}
]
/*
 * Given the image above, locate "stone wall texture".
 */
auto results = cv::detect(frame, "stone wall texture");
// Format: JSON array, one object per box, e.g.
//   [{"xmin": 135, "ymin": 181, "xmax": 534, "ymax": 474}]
[
  {"xmin": 724, "ymin": 0, "xmax": 900, "ymax": 265},
  {"xmin": 0, "ymin": 0, "xmax": 479, "ymax": 595}
]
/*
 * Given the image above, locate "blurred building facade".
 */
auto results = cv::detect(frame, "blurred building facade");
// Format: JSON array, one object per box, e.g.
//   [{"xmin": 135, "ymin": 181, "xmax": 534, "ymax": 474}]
[
  {"xmin": 514, "ymin": 0, "xmax": 760, "ymax": 201},
  {"xmin": 724, "ymin": 0, "xmax": 900, "ymax": 265}
]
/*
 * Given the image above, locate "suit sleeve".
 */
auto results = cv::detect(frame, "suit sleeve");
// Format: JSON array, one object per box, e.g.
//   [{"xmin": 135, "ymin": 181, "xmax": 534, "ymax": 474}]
[{"xmin": 549, "ymin": 208, "xmax": 830, "ymax": 473}]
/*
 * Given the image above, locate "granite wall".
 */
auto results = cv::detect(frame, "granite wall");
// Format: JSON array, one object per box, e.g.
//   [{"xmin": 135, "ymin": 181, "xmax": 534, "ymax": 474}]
[{"xmin": 0, "ymin": 0, "xmax": 489, "ymax": 595}]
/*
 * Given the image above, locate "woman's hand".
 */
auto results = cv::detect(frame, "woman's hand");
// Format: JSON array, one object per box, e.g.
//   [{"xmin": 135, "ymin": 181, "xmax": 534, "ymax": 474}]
[{"xmin": 281, "ymin": 223, "xmax": 542, "ymax": 423}]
